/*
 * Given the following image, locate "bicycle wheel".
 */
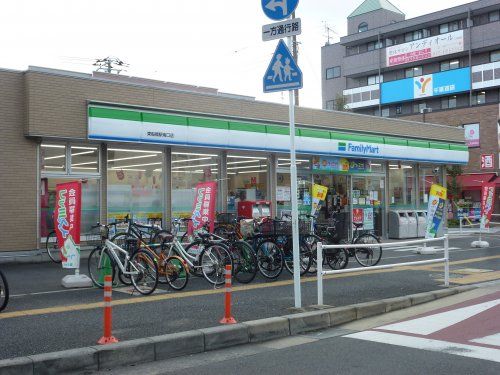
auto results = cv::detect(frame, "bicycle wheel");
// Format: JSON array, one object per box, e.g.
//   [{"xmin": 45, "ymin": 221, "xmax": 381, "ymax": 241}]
[
  {"xmin": 129, "ymin": 249, "xmax": 159, "ymax": 295},
  {"xmin": 88, "ymin": 246, "xmax": 116, "ymax": 288},
  {"xmin": 256, "ymin": 240, "xmax": 284, "ymax": 279},
  {"xmin": 325, "ymin": 247, "xmax": 349, "ymax": 270},
  {"xmin": 354, "ymin": 233, "xmax": 382, "ymax": 267},
  {"xmin": 151, "ymin": 230, "xmax": 172, "ymax": 250},
  {"xmin": 230, "ymin": 240, "xmax": 257, "ymax": 284},
  {"xmin": 46, "ymin": 231, "xmax": 61, "ymax": 263},
  {"xmin": 111, "ymin": 232, "xmax": 137, "ymax": 285},
  {"xmin": 200, "ymin": 244, "xmax": 232, "ymax": 285},
  {"xmin": 283, "ymin": 239, "xmax": 312, "ymax": 275},
  {"xmin": 164, "ymin": 255, "xmax": 189, "ymax": 291},
  {"xmin": 0, "ymin": 270, "xmax": 9, "ymax": 312}
]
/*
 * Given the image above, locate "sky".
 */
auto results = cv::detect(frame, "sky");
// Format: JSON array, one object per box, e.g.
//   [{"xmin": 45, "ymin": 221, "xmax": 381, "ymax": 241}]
[{"xmin": 1, "ymin": 0, "xmax": 473, "ymax": 109}]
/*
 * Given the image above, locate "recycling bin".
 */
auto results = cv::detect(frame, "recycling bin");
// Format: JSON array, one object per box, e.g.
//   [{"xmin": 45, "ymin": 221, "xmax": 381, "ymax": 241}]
[
  {"xmin": 416, "ymin": 211, "xmax": 427, "ymax": 237},
  {"xmin": 388, "ymin": 210, "xmax": 409, "ymax": 239},
  {"xmin": 405, "ymin": 211, "xmax": 418, "ymax": 238}
]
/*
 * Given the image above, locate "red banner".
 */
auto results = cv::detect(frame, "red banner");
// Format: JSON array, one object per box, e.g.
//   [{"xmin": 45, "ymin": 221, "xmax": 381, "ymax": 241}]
[
  {"xmin": 188, "ymin": 181, "xmax": 217, "ymax": 234},
  {"xmin": 480, "ymin": 183, "xmax": 496, "ymax": 230},
  {"xmin": 352, "ymin": 208, "xmax": 364, "ymax": 224},
  {"xmin": 54, "ymin": 182, "xmax": 82, "ymax": 269}
]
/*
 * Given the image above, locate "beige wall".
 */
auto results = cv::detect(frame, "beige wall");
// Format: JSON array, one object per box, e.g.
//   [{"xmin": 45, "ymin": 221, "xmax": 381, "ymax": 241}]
[{"xmin": 0, "ymin": 70, "xmax": 38, "ymax": 251}]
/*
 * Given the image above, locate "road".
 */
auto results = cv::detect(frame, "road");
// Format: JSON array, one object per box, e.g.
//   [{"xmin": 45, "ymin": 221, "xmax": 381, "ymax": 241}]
[
  {"xmin": 96, "ymin": 280, "xmax": 500, "ymax": 375},
  {"xmin": 0, "ymin": 232, "xmax": 499, "ymax": 360}
]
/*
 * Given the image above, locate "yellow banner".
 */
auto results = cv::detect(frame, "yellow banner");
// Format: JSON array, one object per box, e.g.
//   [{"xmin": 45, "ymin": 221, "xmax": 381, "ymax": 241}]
[
  {"xmin": 311, "ymin": 184, "xmax": 328, "ymax": 216},
  {"xmin": 429, "ymin": 184, "xmax": 447, "ymax": 200}
]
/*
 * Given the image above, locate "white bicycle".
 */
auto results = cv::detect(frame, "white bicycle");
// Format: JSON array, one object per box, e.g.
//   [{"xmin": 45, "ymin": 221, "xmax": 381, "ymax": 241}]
[{"xmin": 87, "ymin": 224, "xmax": 159, "ymax": 295}]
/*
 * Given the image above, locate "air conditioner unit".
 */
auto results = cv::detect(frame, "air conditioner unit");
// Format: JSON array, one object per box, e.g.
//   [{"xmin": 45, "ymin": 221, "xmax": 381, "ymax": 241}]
[{"xmin": 420, "ymin": 107, "xmax": 432, "ymax": 114}]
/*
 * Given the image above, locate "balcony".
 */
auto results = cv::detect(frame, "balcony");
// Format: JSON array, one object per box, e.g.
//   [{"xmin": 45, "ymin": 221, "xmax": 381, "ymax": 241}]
[
  {"xmin": 343, "ymin": 84, "xmax": 380, "ymax": 109},
  {"xmin": 472, "ymin": 61, "xmax": 500, "ymax": 90}
]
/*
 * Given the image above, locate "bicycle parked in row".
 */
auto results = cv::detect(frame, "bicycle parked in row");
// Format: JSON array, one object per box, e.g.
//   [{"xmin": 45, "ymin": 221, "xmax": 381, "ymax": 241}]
[{"xmin": 0, "ymin": 268, "xmax": 9, "ymax": 312}]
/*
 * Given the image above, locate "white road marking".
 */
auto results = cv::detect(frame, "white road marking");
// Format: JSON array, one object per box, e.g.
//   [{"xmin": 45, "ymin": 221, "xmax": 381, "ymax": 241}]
[
  {"xmin": 345, "ymin": 331, "xmax": 500, "ymax": 363},
  {"xmin": 470, "ymin": 333, "xmax": 500, "ymax": 347},
  {"xmin": 376, "ymin": 299, "xmax": 500, "ymax": 335}
]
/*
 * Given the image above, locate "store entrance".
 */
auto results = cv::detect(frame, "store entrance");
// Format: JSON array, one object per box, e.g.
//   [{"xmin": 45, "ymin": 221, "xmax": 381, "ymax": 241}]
[{"xmin": 351, "ymin": 175, "xmax": 385, "ymax": 237}]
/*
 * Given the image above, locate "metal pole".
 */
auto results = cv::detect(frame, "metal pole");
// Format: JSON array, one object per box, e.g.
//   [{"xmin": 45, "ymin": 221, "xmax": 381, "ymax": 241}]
[
  {"xmin": 444, "ymin": 234, "xmax": 449, "ymax": 287},
  {"xmin": 459, "ymin": 217, "xmax": 463, "ymax": 233},
  {"xmin": 317, "ymin": 242, "xmax": 323, "ymax": 306},
  {"xmin": 287, "ymin": 32, "xmax": 301, "ymax": 309}
]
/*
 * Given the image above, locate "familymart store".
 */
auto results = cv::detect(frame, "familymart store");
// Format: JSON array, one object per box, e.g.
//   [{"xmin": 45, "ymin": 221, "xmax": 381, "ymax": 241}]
[{"xmin": 39, "ymin": 102, "xmax": 467, "ymax": 240}]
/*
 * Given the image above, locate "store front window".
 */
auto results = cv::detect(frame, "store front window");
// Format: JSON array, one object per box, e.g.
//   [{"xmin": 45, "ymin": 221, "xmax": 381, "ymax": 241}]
[
  {"xmin": 107, "ymin": 148, "xmax": 163, "ymax": 224},
  {"xmin": 40, "ymin": 143, "xmax": 100, "ymax": 237},
  {"xmin": 172, "ymin": 151, "xmax": 220, "ymax": 218},
  {"xmin": 227, "ymin": 154, "xmax": 268, "ymax": 213},
  {"xmin": 277, "ymin": 157, "xmax": 312, "ymax": 218},
  {"xmin": 352, "ymin": 175, "xmax": 385, "ymax": 236},
  {"xmin": 389, "ymin": 163, "xmax": 416, "ymax": 208},
  {"xmin": 419, "ymin": 165, "xmax": 442, "ymax": 207}
]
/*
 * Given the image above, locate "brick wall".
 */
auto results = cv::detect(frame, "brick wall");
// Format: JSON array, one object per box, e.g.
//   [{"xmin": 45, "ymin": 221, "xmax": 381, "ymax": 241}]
[
  {"xmin": 401, "ymin": 104, "xmax": 500, "ymax": 175},
  {"xmin": 0, "ymin": 70, "xmax": 38, "ymax": 251}
]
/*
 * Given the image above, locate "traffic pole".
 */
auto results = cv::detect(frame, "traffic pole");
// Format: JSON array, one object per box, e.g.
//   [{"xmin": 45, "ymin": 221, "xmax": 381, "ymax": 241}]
[
  {"xmin": 98, "ymin": 275, "xmax": 119, "ymax": 344},
  {"xmin": 219, "ymin": 265, "xmax": 237, "ymax": 324}
]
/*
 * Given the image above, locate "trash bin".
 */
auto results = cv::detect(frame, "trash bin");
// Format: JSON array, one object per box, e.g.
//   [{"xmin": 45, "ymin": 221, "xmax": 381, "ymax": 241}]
[
  {"xmin": 416, "ymin": 211, "xmax": 427, "ymax": 237},
  {"xmin": 388, "ymin": 210, "xmax": 409, "ymax": 239},
  {"xmin": 406, "ymin": 211, "xmax": 418, "ymax": 238}
]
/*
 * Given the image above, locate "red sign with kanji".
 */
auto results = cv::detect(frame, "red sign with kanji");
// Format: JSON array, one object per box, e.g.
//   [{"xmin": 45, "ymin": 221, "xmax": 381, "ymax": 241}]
[{"xmin": 480, "ymin": 154, "xmax": 494, "ymax": 169}]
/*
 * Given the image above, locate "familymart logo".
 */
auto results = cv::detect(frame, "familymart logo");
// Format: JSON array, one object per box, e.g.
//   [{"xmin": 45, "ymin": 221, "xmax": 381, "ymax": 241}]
[{"xmin": 338, "ymin": 142, "xmax": 380, "ymax": 155}]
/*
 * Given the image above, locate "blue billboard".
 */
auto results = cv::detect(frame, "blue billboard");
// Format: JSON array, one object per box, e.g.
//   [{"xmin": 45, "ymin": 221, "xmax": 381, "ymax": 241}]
[{"xmin": 381, "ymin": 67, "xmax": 471, "ymax": 104}]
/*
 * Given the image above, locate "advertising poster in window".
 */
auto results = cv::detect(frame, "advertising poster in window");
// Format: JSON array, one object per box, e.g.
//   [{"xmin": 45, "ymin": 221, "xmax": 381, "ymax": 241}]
[
  {"xmin": 311, "ymin": 184, "xmax": 328, "ymax": 217},
  {"xmin": 480, "ymin": 183, "xmax": 496, "ymax": 230},
  {"xmin": 54, "ymin": 181, "xmax": 81, "ymax": 269},
  {"xmin": 464, "ymin": 123, "xmax": 480, "ymax": 148},
  {"xmin": 425, "ymin": 184, "xmax": 447, "ymax": 239},
  {"xmin": 188, "ymin": 181, "xmax": 217, "ymax": 234},
  {"xmin": 386, "ymin": 30, "xmax": 464, "ymax": 67}
]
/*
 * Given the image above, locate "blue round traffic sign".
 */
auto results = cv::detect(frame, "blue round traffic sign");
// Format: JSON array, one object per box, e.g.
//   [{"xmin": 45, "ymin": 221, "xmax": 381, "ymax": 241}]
[{"xmin": 261, "ymin": 0, "xmax": 299, "ymax": 21}]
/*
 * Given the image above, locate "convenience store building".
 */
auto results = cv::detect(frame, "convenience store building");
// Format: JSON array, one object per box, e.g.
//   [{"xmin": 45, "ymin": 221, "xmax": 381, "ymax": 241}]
[{"xmin": 0, "ymin": 66, "xmax": 468, "ymax": 252}]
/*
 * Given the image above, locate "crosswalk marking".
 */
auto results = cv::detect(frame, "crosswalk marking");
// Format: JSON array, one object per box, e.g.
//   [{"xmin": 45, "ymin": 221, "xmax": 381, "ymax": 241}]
[{"xmin": 471, "ymin": 333, "xmax": 500, "ymax": 346}]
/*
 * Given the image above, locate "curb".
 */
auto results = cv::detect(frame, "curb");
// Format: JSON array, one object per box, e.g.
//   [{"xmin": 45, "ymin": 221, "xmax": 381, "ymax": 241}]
[{"xmin": 0, "ymin": 285, "xmax": 478, "ymax": 375}]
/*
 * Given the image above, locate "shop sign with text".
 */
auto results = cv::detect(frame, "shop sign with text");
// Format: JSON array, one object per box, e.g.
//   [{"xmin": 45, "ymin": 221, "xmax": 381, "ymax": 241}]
[
  {"xmin": 189, "ymin": 181, "xmax": 217, "ymax": 234},
  {"xmin": 464, "ymin": 123, "xmax": 480, "ymax": 148},
  {"xmin": 54, "ymin": 181, "xmax": 82, "ymax": 269},
  {"xmin": 480, "ymin": 183, "xmax": 496, "ymax": 230},
  {"xmin": 425, "ymin": 184, "xmax": 447, "ymax": 239},
  {"xmin": 481, "ymin": 154, "xmax": 494, "ymax": 169},
  {"xmin": 312, "ymin": 156, "xmax": 368, "ymax": 172}
]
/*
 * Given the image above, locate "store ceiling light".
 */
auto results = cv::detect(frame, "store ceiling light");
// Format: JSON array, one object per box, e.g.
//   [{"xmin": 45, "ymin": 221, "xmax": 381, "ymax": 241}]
[
  {"xmin": 172, "ymin": 170, "xmax": 204, "ymax": 174},
  {"xmin": 108, "ymin": 154, "xmax": 158, "ymax": 163},
  {"xmin": 110, "ymin": 168, "xmax": 146, "ymax": 172},
  {"xmin": 172, "ymin": 152, "xmax": 218, "ymax": 157},
  {"xmin": 71, "ymin": 151, "xmax": 95, "ymax": 157},
  {"xmin": 44, "ymin": 154, "xmax": 66, "ymax": 160},
  {"xmin": 71, "ymin": 161, "xmax": 98, "ymax": 166},
  {"xmin": 227, "ymin": 164, "xmax": 263, "ymax": 170},
  {"xmin": 172, "ymin": 163, "xmax": 218, "ymax": 170},
  {"xmin": 108, "ymin": 148, "xmax": 162, "ymax": 154},
  {"xmin": 71, "ymin": 167, "xmax": 98, "ymax": 170},
  {"xmin": 172, "ymin": 157, "xmax": 212, "ymax": 164},
  {"xmin": 41, "ymin": 144, "xmax": 65, "ymax": 148},
  {"xmin": 278, "ymin": 158, "xmax": 309, "ymax": 162},
  {"xmin": 71, "ymin": 146, "xmax": 98, "ymax": 150},
  {"xmin": 227, "ymin": 155, "xmax": 267, "ymax": 160},
  {"xmin": 226, "ymin": 160, "xmax": 262, "ymax": 165},
  {"xmin": 111, "ymin": 162, "xmax": 162, "ymax": 169},
  {"xmin": 238, "ymin": 170, "xmax": 267, "ymax": 174},
  {"xmin": 44, "ymin": 166, "xmax": 65, "ymax": 169}
]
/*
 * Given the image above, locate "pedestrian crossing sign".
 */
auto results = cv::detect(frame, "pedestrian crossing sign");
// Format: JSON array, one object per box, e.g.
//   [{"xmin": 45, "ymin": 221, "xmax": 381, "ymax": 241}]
[{"xmin": 263, "ymin": 39, "xmax": 302, "ymax": 93}]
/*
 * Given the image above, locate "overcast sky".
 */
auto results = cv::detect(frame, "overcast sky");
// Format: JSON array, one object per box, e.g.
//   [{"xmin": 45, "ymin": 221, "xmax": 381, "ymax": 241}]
[{"xmin": 1, "ymin": 0, "xmax": 473, "ymax": 109}]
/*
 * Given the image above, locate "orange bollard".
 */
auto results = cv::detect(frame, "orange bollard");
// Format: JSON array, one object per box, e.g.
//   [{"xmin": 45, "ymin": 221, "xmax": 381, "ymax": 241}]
[
  {"xmin": 98, "ymin": 275, "xmax": 119, "ymax": 344},
  {"xmin": 219, "ymin": 264, "xmax": 237, "ymax": 324}
]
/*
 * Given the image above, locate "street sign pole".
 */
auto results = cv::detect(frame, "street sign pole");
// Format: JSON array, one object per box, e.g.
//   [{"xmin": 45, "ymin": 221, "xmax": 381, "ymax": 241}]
[{"xmin": 287, "ymin": 31, "xmax": 301, "ymax": 309}]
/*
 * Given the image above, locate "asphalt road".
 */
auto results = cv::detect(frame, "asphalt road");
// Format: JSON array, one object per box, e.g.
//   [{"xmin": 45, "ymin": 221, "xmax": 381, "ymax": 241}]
[{"xmin": 0, "ymin": 233, "xmax": 499, "ymax": 360}]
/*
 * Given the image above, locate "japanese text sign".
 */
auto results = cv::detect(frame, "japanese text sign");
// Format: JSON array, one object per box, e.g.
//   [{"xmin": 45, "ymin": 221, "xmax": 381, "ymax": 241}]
[
  {"xmin": 480, "ymin": 183, "xmax": 496, "ymax": 230},
  {"xmin": 425, "ymin": 184, "xmax": 447, "ymax": 239},
  {"xmin": 189, "ymin": 181, "xmax": 218, "ymax": 234}
]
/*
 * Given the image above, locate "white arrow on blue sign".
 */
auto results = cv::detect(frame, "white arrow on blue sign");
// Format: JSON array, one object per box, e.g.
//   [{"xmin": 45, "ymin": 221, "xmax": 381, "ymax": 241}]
[
  {"xmin": 263, "ymin": 39, "xmax": 302, "ymax": 93},
  {"xmin": 261, "ymin": 0, "xmax": 299, "ymax": 21}
]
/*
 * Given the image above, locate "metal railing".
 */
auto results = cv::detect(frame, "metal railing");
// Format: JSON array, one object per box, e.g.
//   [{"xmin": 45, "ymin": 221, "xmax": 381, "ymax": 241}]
[{"xmin": 316, "ymin": 235, "xmax": 449, "ymax": 306}]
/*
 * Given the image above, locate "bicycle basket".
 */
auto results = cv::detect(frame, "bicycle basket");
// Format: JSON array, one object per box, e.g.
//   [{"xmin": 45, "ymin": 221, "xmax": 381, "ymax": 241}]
[
  {"xmin": 239, "ymin": 219, "xmax": 254, "ymax": 238},
  {"xmin": 216, "ymin": 212, "xmax": 237, "ymax": 224}
]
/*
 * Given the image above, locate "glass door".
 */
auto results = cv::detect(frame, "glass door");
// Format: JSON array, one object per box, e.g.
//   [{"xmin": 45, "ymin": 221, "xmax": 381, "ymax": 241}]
[{"xmin": 351, "ymin": 175, "xmax": 385, "ymax": 237}]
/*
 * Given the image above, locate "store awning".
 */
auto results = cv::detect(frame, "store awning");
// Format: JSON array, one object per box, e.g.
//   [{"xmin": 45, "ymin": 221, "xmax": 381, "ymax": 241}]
[{"xmin": 455, "ymin": 173, "xmax": 497, "ymax": 190}]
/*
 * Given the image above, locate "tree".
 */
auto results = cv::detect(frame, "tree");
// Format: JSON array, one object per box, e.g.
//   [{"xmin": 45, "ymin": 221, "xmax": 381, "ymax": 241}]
[
  {"xmin": 334, "ymin": 94, "xmax": 350, "ymax": 112},
  {"xmin": 446, "ymin": 165, "xmax": 463, "ymax": 201}
]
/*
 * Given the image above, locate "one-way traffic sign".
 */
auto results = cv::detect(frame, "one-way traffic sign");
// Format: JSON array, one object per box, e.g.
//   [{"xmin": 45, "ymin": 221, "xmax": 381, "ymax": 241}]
[{"xmin": 263, "ymin": 39, "xmax": 302, "ymax": 93}]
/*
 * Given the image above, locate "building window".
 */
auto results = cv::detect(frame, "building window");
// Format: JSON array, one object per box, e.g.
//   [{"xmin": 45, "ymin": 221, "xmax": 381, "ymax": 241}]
[
  {"xmin": 325, "ymin": 100, "xmax": 334, "ymax": 110},
  {"xmin": 489, "ymin": 10, "xmax": 500, "ymax": 22},
  {"xmin": 404, "ymin": 29, "xmax": 430, "ymax": 42},
  {"xmin": 396, "ymin": 104, "xmax": 402, "ymax": 114},
  {"xmin": 41, "ymin": 144, "xmax": 67, "ymax": 173},
  {"xmin": 441, "ymin": 96, "xmax": 457, "ymax": 109},
  {"xmin": 358, "ymin": 22, "xmax": 368, "ymax": 33},
  {"xmin": 440, "ymin": 59, "xmax": 460, "ymax": 71},
  {"xmin": 326, "ymin": 66, "xmax": 341, "ymax": 79},
  {"xmin": 367, "ymin": 74, "xmax": 383, "ymax": 85},
  {"xmin": 385, "ymin": 37, "xmax": 394, "ymax": 47},
  {"xmin": 413, "ymin": 102, "xmax": 427, "ymax": 114},
  {"xmin": 405, "ymin": 66, "xmax": 422, "ymax": 78},
  {"xmin": 389, "ymin": 163, "xmax": 416, "ymax": 208},
  {"xmin": 381, "ymin": 107, "xmax": 390, "ymax": 117},
  {"xmin": 367, "ymin": 41, "xmax": 383, "ymax": 51},
  {"xmin": 490, "ymin": 50, "xmax": 500, "ymax": 63},
  {"xmin": 472, "ymin": 91, "xmax": 486, "ymax": 105},
  {"xmin": 440, "ymin": 21, "xmax": 460, "ymax": 34}
]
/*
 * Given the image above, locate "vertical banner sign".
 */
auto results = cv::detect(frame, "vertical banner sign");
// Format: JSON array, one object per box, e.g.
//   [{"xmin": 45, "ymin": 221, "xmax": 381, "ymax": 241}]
[
  {"xmin": 310, "ymin": 184, "xmax": 328, "ymax": 216},
  {"xmin": 54, "ymin": 182, "xmax": 82, "ymax": 269},
  {"xmin": 352, "ymin": 208, "xmax": 364, "ymax": 224},
  {"xmin": 189, "ymin": 181, "xmax": 218, "ymax": 234},
  {"xmin": 363, "ymin": 207, "xmax": 374, "ymax": 230},
  {"xmin": 425, "ymin": 184, "xmax": 447, "ymax": 239},
  {"xmin": 480, "ymin": 183, "xmax": 496, "ymax": 230}
]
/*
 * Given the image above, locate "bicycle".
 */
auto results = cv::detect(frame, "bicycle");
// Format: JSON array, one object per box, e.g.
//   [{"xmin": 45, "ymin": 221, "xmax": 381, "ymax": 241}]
[
  {"xmin": 0, "ymin": 269, "xmax": 9, "ymax": 312},
  {"xmin": 45, "ymin": 230, "xmax": 61, "ymax": 263},
  {"xmin": 161, "ymin": 219, "xmax": 233, "ymax": 286},
  {"xmin": 87, "ymin": 223, "xmax": 159, "ymax": 295},
  {"xmin": 111, "ymin": 214, "xmax": 171, "ymax": 251}
]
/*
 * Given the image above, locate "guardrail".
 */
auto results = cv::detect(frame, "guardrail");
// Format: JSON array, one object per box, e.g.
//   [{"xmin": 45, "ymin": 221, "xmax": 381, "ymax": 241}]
[{"xmin": 316, "ymin": 236, "xmax": 449, "ymax": 306}]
